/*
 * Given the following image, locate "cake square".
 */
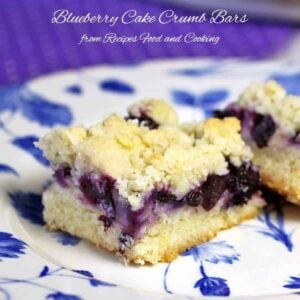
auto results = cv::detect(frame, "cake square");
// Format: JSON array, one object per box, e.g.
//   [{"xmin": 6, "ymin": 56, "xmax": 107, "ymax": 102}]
[
  {"xmin": 215, "ymin": 81, "xmax": 300, "ymax": 205},
  {"xmin": 37, "ymin": 100, "xmax": 265, "ymax": 264}
]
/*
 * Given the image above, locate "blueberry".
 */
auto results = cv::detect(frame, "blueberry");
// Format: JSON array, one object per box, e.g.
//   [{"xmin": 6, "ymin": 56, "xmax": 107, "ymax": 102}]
[
  {"xmin": 126, "ymin": 113, "xmax": 158, "ymax": 129},
  {"xmin": 252, "ymin": 114, "xmax": 276, "ymax": 148},
  {"xmin": 119, "ymin": 233, "xmax": 133, "ymax": 254},
  {"xmin": 99, "ymin": 215, "xmax": 114, "ymax": 231},
  {"xmin": 214, "ymin": 107, "xmax": 244, "ymax": 120},
  {"xmin": 227, "ymin": 163, "xmax": 260, "ymax": 206},
  {"xmin": 79, "ymin": 174, "xmax": 103, "ymax": 204},
  {"xmin": 200, "ymin": 175, "xmax": 227, "ymax": 211},
  {"xmin": 79, "ymin": 174, "xmax": 116, "ymax": 222},
  {"xmin": 53, "ymin": 164, "xmax": 71, "ymax": 187},
  {"xmin": 183, "ymin": 188, "xmax": 204, "ymax": 207},
  {"xmin": 153, "ymin": 190, "xmax": 177, "ymax": 203},
  {"xmin": 215, "ymin": 107, "xmax": 276, "ymax": 148}
]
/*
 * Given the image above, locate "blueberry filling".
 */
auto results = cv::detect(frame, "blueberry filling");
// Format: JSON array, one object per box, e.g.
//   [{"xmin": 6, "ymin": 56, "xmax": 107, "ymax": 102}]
[
  {"xmin": 214, "ymin": 108, "xmax": 276, "ymax": 148},
  {"xmin": 53, "ymin": 164, "xmax": 71, "ymax": 187},
  {"xmin": 251, "ymin": 114, "xmax": 276, "ymax": 148},
  {"xmin": 125, "ymin": 113, "xmax": 158, "ymax": 129},
  {"xmin": 55, "ymin": 162, "xmax": 259, "ymax": 250},
  {"xmin": 79, "ymin": 174, "xmax": 116, "ymax": 225},
  {"xmin": 227, "ymin": 163, "xmax": 260, "ymax": 206}
]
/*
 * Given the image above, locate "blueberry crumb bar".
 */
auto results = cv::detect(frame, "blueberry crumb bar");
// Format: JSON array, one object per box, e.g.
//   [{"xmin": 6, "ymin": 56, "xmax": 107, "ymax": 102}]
[
  {"xmin": 37, "ymin": 100, "xmax": 265, "ymax": 265},
  {"xmin": 215, "ymin": 81, "xmax": 300, "ymax": 205}
]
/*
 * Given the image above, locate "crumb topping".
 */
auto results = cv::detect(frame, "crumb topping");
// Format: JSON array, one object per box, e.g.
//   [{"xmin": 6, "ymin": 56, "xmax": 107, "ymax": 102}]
[
  {"xmin": 128, "ymin": 99, "xmax": 179, "ymax": 126},
  {"xmin": 237, "ymin": 81, "xmax": 300, "ymax": 136},
  {"xmin": 37, "ymin": 101, "xmax": 252, "ymax": 208}
]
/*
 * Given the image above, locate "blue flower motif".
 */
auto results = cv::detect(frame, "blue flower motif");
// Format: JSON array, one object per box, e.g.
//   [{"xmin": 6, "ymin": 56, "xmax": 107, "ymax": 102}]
[
  {"xmin": 194, "ymin": 276, "xmax": 230, "ymax": 296},
  {"xmin": 65, "ymin": 85, "xmax": 82, "ymax": 95},
  {"xmin": 55, "ymin": 232, "xmax": 80, "ymax": 246},
  {"xmin": 193, "ymin": 264, "xmax": 230, "ymax": 296},
  {"xmin": 284, "ymin": 276, "xmax": 300, "ymax": 289},
  {"xmin": 0, "ymin": 163, "xmax": 18, "ymax": 176},
  {"xmin": 46, "ymin": 292, "xmax": 82, "ymax": 300},
  {"xmin": 182, "ymin": 241, "xmax": 240, "ymax": 264},
  {"xmin": 100, "ymin": 79, "xmax": 134, "ymax": 94},
  {"xmin": 171, "ymin": 89, "xmax": 228, "ymax": 117},
  {"xmin": 0, "ymin": 84, "xmax": 72, "ymax": 127},
  {"xmin": 269, "ymin": 72, "xmax": 300, "ymax": 95},
  {"xmin": 9, "ymin": 191, "xmax": 45, "ymax": 225},
  {"xmin": 0, "ymin": 232, "xmax": 26, "ymax": 261},
  {"xmin": 12, "ymin": 135, "xmax": 49, "ymax": 166}
]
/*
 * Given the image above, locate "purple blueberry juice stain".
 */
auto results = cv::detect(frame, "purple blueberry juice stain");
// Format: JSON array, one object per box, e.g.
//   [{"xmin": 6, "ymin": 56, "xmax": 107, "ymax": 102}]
[
  {"xmin": 291, "ymin": 131, "xmax": 300, "ymax": 145},
  {"xmin": 53, "ymin": 164, "xmax": 71, "ymax": 187}
]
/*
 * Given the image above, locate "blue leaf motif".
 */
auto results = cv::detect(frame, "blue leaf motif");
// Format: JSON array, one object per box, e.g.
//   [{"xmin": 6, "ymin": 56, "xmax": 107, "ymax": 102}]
[
  {"xmin": 55, "ymin": 232, "xmax": 80, "ymax": 246},
  {"xmin": 246, "ymin": 189, "xmax": 293, "ymax": 252},
  {"xmin": 0, "ymin": 232, "xmax": 26, "ymax": 261},
  {"xmin": 46, "ymin": 292, "xmax": 82, "ymax": 300},
  {"xmin": 65, "ymin": 85, "xmax": 82, "ymax": 95},
  {"xmin": 194, "ymin": 277, "xmax": 230, "ymax": 296},
  {"xmin": 171, "ymin": 89, "xmax": 228, "ymax": 117},
  {"xmin": 269, "ymin": 73, "xmax": 300, "ymax": 95},
  {"xmin": 0, "ymin": 84, "xmax": 72, "ymax": 127},
  {"xmin": 0, "ymin": 84, "xmax": 21, "ymax": 113},
  {"xmin": 172, "ymin": 65, "xmax": 218, "ymax": 77},
  {"xmin": 100, "ymin": 79, "xmax": 134, "ymax": 94},
  {"xmin": 0, "ymin": 164, "xmax": 18, "ymax": 176},
  {"xmin": 172, "ymin": 90, "xmax": 196, "ymax": 106},
  {"xmin": 89, "ymin": 279, "xmax": 117, "ymax": 287},
  {"xmin": 198, "ymin": 89, "xmax": 228, "ymax": 106},
  {"xmin": 12, "ymin": 135, "xmax": 49, "ymax": 166},
  {"xmin": 73, "ymin": 270, "xmax": 93, "ymax": 278},
  {"xmin": 72, "ymin": 270, "xmax": 116, "ymax": 287},
  {"xmin": 182, "ymin": 241, "xmax": 240, "ymax": 264},
  {"xmin": 198, "ymin": 89, "xmax": 228, "ymax": 117},
  {"xmin": 9, "ymin": 191, "xmax": 45, "ymax": 225},
  {"xmin": 39, "ymin": 266, "xmax": 49, "ymax": 277},
  {"xmin": 284, "ymin": 276, "xmax": 300, "ymax": 289}
]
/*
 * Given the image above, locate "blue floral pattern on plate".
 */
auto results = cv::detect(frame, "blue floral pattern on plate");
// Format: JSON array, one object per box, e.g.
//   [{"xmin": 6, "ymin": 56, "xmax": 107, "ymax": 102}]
[{"xmin": 1, "ymin": 59, "xmax": 300, "ymax": 299}]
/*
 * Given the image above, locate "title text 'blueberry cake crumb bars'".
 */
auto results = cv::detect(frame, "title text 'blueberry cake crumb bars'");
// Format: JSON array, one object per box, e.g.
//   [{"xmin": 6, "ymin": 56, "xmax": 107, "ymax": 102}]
[
  {"xmin": 37, "ymin": 100, "xmax": 265, "ymax": 265},
  {"xmin": 215, "ymin": 81, "xmax": 300, "ymax": 205}
]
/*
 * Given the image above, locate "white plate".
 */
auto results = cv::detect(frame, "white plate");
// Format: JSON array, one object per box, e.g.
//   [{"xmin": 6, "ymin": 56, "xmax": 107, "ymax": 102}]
[{"xmin": 1, "ymin": 58, "xmax": 300, "ymax": 300}]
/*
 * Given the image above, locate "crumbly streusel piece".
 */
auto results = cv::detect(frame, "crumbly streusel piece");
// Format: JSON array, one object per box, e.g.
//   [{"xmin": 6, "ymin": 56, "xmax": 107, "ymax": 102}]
[
  {"xmin": 37, "ymin": 100, "xmax": 265, "ymax": 264},
  {"xmin": 215, "ymin": 81, "xmax": 300, "ymax": 205}
]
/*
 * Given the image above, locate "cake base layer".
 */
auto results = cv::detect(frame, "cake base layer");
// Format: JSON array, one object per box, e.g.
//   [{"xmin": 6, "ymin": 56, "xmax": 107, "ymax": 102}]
[
  {"xmin": 253, "ymin": 146, "xmax": 300, "ymax": 205},
  {"xmin": 43, "ymin": 183, "xmax": 263, "ymax": 265}
]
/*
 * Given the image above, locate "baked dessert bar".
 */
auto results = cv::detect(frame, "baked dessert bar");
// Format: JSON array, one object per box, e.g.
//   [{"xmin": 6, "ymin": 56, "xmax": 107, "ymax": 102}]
[
  {"xmin": 37, "ymin": 100, "xmax": 265, "ymax": 265},
  {"xmin": 215, "ymin": 81, "xmax": 300, "ymax": 205}
]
